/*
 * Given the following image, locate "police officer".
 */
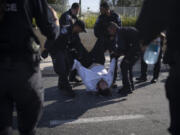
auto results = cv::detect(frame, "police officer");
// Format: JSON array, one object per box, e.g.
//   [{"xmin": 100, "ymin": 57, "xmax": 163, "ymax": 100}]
[
  {"xmin": 107, "ymin": 22, "xmax": 140, "ymax": 95},
  {"xmin": 90, "ymin": 2, "xmax": 122, "ymax": 87},
  {"xmin": 46, "ymin": 20, "xmax": 86, "ymax": 97},
  {"xmin": 136, "ymin": 34, "xmax": 166, "ymax": 84},
  {"xmin": 60, "ymin": 2, "xmax": 84, "ymax": 83},
  {"xmin": 0, "ymin": 0, "xmax": 59, "ymax": 135},
  {"xmin": 136, "ymin": 0, "xmax": 178, "ymax": 134},
  {"xmin": 60, "ymin": 3, "xmax": 79, "ymax": 33}
]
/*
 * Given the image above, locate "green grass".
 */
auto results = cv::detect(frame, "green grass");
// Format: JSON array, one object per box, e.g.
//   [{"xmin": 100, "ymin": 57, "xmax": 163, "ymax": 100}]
[
  {"xmin": 121, "ymin": 16, "xmax": 137, "ymax": 27},
  {"xmin": 83, "ymin": 15, "xmax": 97, "ymax": 29},
  {"xmin": 32, "ymin": 12, "xmax": 137, "ymax": 29}
]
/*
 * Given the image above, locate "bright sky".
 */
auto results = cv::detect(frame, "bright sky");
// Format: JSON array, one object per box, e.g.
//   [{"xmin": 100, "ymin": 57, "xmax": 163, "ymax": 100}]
[{"xmin": 68, "ymin": 0, "xmax": 100, "ymax": 12}]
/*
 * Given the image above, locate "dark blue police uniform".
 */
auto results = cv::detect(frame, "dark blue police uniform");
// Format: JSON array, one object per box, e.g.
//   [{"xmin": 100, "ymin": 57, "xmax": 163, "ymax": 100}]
[
  {"xmin": 91, "ymin": 10, "xmax": 122, "ymax": 64},
  {"xmin": 136, "ymin": 0, "xmax": 179, "ymax": 134},
  {"xmin": 0, "ymin": 0, "xmax": 59, "ymax": 134},
  {"xmin": 114, "ymin": 27, "xmax": 141, "ymax": 94},
  {"xmin": 90, "ymin": 10, "xmax": 122, "ymax": 86}
]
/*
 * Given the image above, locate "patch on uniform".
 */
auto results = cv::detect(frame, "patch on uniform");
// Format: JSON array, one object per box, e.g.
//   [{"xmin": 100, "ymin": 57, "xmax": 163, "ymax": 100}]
[
  {"xmin": 5, "ymin": 3, "xmax": 17, "ymax": 12},
  {"xmin": 66, "ymin": 15, "xmax": 72, "ymax": 22},
  {"xmin": 61, "ymin": 27, "xmax": 68, "ymax": 34}
]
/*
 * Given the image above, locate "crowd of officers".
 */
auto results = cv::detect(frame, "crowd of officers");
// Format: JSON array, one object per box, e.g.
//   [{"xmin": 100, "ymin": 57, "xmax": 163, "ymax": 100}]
[
  {"xmin": 0, "ymin": 0, "xmax": 178, "ymax": 135},
  {"xmin": 43, "ymin": 2, "xmax": 165, "ymax": 97}
]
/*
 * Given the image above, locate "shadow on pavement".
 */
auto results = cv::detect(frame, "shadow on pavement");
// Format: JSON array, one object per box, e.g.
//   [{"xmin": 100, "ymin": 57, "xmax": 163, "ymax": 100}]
[
  {"xmin": 134, "ymin": 82, "xmax": 152, "ymax": 90},
  {"xmin": 38, "ymin": 86, "xmax": 126, "ymax": 128}
]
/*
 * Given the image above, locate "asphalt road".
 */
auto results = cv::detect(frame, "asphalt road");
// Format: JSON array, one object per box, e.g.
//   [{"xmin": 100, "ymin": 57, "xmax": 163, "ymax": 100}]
[
  {"xmin": 12, "ymin": 57, "xmax": 171, "ymax": 135},
  {"xmin": 35, "ymin": 58, "xmax": 171, "ymax": 135}
]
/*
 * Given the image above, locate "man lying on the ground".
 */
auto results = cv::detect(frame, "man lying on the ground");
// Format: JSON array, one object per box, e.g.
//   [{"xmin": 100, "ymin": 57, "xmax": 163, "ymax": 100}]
[{"xmin": 72, "ymin": 58, "xmax": 116, "ymax": 96}]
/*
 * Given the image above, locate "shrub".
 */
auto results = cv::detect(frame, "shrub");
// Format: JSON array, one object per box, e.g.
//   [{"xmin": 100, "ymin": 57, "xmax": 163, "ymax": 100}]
[
  {"xmin": 81, "ymin": 15, "xmax": 137, "ymax": 29},
  {"xmin": 32, "ymin": 12, "xmax": 137, "ymax": 29},
  {"xmin": 83, "ymin": 15, "xmax": 97, "ymax": 29},
  {"xmin": 121, "ymin": 16, "xmax": 137, "ymax": 27}
]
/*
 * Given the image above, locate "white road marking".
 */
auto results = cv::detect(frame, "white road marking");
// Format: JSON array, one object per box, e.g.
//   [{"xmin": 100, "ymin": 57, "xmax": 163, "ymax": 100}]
[{"xmin": 50, "ymin": 114, "xmax": 145, "ymax": 126}]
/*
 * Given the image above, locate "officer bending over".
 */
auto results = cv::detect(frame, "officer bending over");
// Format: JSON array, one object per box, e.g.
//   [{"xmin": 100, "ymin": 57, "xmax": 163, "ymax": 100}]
[
  {"xmin": 0, "ymin": 0, "xmax": 59, "ymax": 135},
  {"xmin": 107, "ymin": 22, "xmax": 141, "ymax": 96},
  {"xmin": 90, "ymin": 2, "xmax": 122, "ymax": 87},
  {"xmin": 45, "ymin": 20, "xmax": 86, "ymax": 98}
]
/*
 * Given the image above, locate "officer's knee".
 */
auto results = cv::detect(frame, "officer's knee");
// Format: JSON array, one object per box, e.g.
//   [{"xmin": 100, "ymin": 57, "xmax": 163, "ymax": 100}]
[
  {"xmin": 0, "ymin": 127, "xmax": 12, "ymax": 135},
  {"xmin": 120, "ymin": 60, "xmax": 129, "ymax": 70}
]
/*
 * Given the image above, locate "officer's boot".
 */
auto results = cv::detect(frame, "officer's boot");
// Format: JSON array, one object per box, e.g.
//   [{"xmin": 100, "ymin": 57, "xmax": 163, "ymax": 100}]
[
  {"xmin": 118, "ymin": 73, "xmax": 132, "ymax": 96},
  {"xmin": 118, "ymin": 86, "xmax": 132, "ymax": 96},
  {"xmin": 58, "ymin": 76, "xmax": 75, "ymax": 98},
  {"xmin": 119, "ymin": 62, "xmax": 132, "ymax": 96},
  {"xmin": 151, "ymin": 78, "xmax": 158, "ymax": 83},
  {"xmin": 136, "ymin": 76, "xmax": 147, "ymax": 83}
]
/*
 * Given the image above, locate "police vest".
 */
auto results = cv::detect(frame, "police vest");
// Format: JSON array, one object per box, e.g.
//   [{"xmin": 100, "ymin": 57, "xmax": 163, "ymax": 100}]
[{"xmin": 0, "ymin": 0, "xmax": 39, "ymax": 54}]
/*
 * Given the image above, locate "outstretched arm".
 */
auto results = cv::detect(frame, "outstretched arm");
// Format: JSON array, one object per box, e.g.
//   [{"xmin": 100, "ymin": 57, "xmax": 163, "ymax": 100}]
[
  {"xmin": 106, "ymin": 58, "xmax": 116, "ymax": 87},
  {"xmin": 73, "ymin": 60, "xmax": 99, "ymax": 91}
]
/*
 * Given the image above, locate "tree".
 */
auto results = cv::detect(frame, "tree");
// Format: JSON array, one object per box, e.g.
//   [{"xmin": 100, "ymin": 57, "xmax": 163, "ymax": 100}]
[
  {"xmin": 48, "ymin": 0, "xmax": 68, "ymax": 12},
  {"xmin": 100, "ymin": 0, "xmax": 143, "ymax": 7},
  {"xmin": 116, "ymin": 0, "xmax": 143, "ymax": 7}
]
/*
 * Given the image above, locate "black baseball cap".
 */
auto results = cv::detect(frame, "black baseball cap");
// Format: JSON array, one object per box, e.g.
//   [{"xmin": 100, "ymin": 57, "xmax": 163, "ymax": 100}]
[
  {"xmin": 74, "ymin": 20, "xmax": 87, "ymax": 32},
  {"xmin": 100, "ymin": 2, "xmax": 110, "ymax": 9},
  {"xmin": 71, "ymin": 3, "xmax": 80, "ymax": 9}
]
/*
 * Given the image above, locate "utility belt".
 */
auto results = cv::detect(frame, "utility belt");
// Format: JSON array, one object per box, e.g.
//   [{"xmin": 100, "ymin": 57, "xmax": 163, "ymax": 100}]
[{"xmin": 0, "ymin": 39, "xmax": 41, "ymax": 67}]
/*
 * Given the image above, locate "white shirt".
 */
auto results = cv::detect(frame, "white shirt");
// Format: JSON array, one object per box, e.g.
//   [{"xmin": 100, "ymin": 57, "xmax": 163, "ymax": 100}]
[{"xmin": 73, "ymin": 58, "xmax": 116, "ymax": 91}]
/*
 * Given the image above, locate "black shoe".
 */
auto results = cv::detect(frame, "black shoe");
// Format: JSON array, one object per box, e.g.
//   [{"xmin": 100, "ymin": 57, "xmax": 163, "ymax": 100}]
[
  {"xmin": 112, "ymin": 84, "xmax": 118, "ymax": 89},
  {"xmin": 69, "ymin": 77, "xmax": 82, "ymax": 83},
  {"xmin": 136, "ymin": 77, "xmax": 147, "ymax": 83},
  {"xmin": 59, "ymin": 87, "xmax": 76, "ymax": 98},
  {"xmin": 131, "ymin": 84, "xmax": 135, "ymax": 91},
  {"xmin": 118, "ymin": 87, "xmax": 132, "ymax": 96},
  {"xmin": 151, "ymin": 78, "xmax": 158, "ymax": 84}
]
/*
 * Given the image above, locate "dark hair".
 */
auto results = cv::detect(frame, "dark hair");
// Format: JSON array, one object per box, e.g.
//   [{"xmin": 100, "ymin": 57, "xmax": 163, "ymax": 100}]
[
  {"xmin": 108, "ymin": 21, "xmax": 119, "ymax": 29},
  {"xmin": 98, "ymin": 88, "xmax": 112, "ymax": 97},
  {"xmin": 71, "ymin": 3, "xmax": 79, "ymax": 9},
  {"xmin": 100, "ymin": 2, "xmax": 110, "ymax": 10},
  {"xmin": 97, "ymin": 79, "xmax": 112, "ymax": 96}
]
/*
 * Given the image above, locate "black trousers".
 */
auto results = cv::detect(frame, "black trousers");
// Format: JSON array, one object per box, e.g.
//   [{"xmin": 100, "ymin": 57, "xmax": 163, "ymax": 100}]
[
  {"xmin": 165, "ymin": 62, "xmax": 180, "ymax": 135},
  {"xmin": 90, "ymin": 38, "xmax": 114, "ymax": 65},
  {"xmin": 110, "ymin": 52, "xmax": 120, "ymax": 85},
  {"xmin": 69, "ymin": 46, "xmax": 92, "ymax": 81},
  {"xmin": 50, "ymin": 50, "xmax": 74, "ymax": 89},
  {"xmin": 0, "ymin": 59, "xmax": 43, "ymax": 135},
  {"xmin": 120, "ymin": 47, "xmax": 140, "ymax": 88},
  {"xmin": 140, "ymin": 49, "xmax": 162, "ymax": 79},
  {"xmin": 89, "ymin": 38, "xmax": 106, "ymax": 65}
]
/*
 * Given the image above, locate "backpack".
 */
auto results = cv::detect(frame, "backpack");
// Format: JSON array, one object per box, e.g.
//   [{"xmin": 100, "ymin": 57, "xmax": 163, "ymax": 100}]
[{"xmin": 0, "ymin": 0, "xmax": 6, "ymax": 22}]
